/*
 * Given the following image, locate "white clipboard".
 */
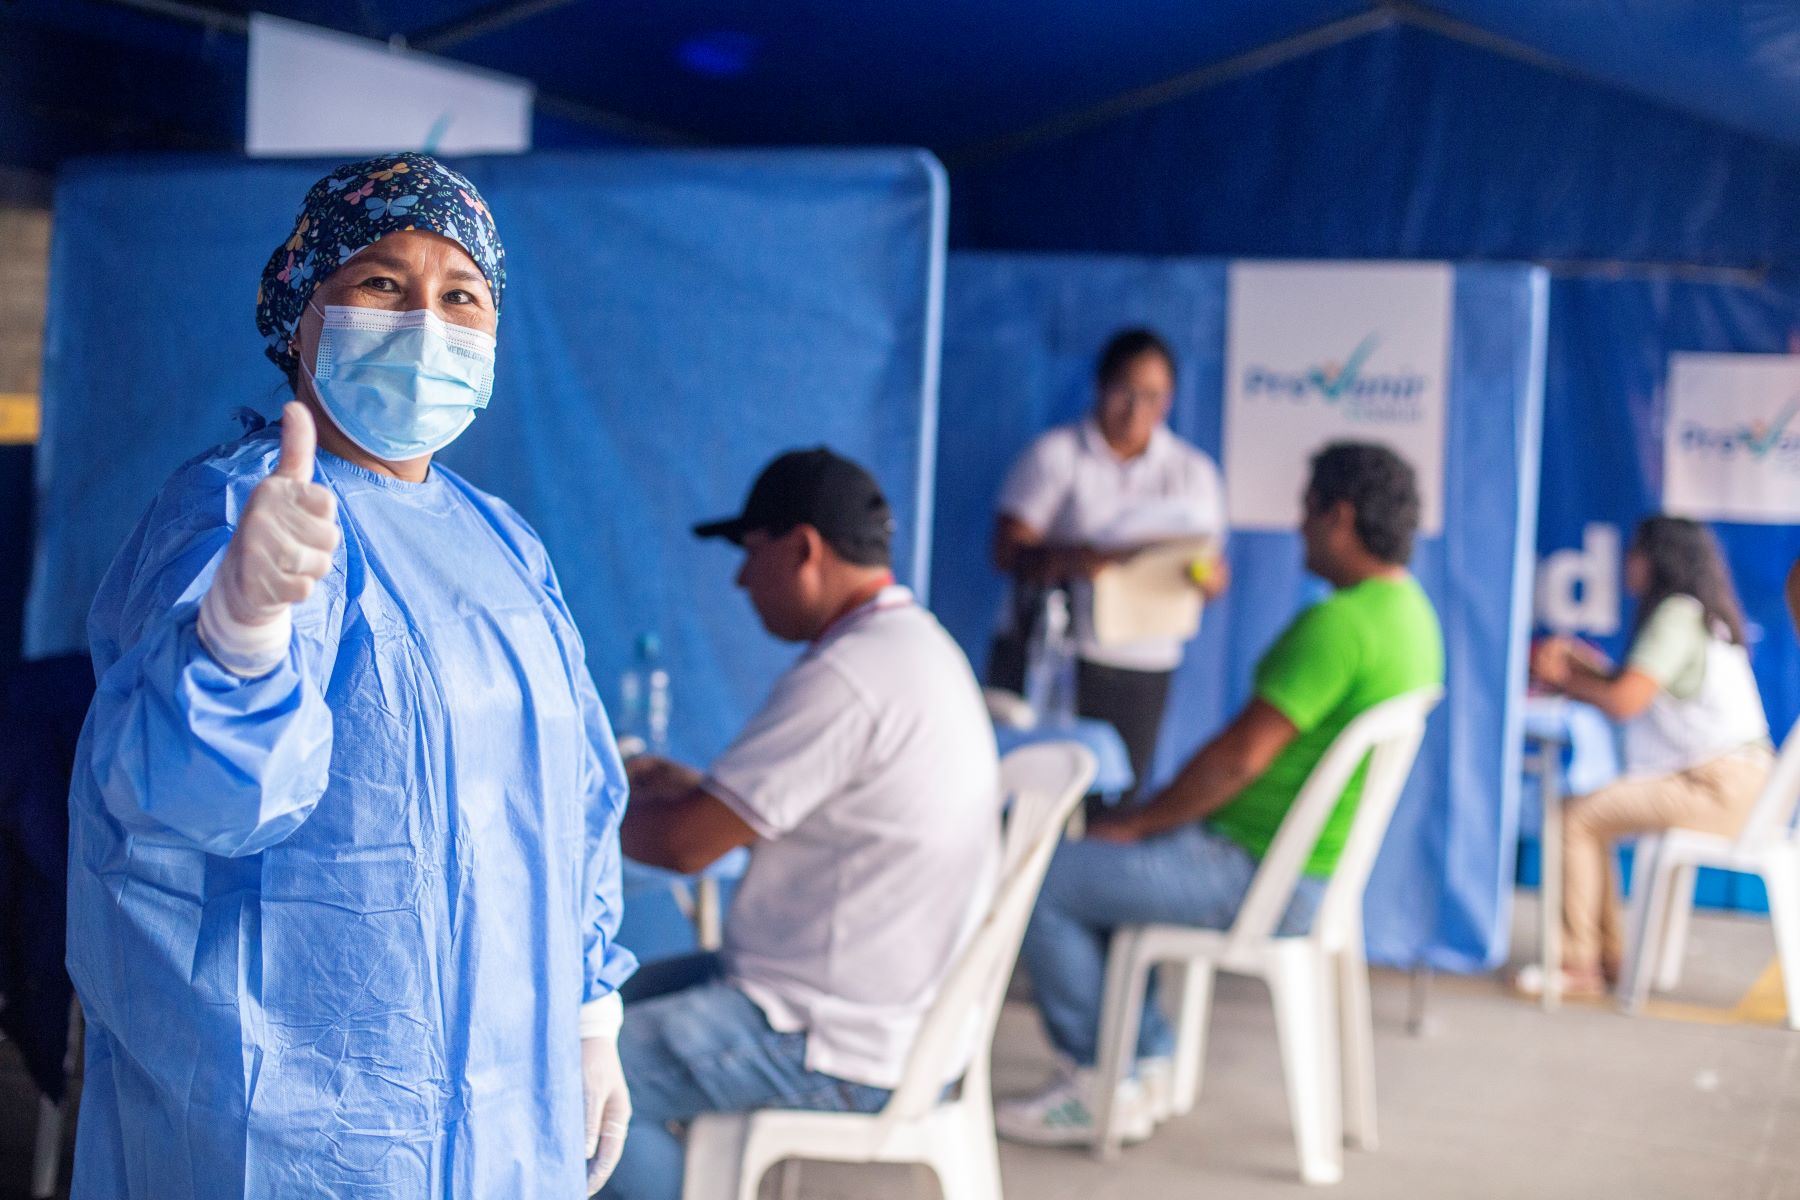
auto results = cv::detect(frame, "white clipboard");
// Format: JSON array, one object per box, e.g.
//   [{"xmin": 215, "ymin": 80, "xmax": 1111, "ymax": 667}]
[{"xmin": 1091, "ymin": 536, "xmax": 1219, "ymax": 646}]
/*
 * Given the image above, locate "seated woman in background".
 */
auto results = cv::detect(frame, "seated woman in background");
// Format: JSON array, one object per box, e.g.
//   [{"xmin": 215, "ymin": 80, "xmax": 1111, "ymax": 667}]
[{"xmin": 1529, "ymin": 516, "xmax": 1772, "ymax": 997}]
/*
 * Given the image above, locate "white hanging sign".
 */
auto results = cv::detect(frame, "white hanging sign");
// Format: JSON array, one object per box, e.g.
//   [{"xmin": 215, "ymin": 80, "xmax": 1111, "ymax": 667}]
[
  {"xmin": 1223, "ymin": 261, "xmax": 1452, "ymax": 534},
  {"xmin": 1664, "ymin": 352, "xmax": 1800, "ymax": 523},
  {"xmin": 247, "ymin": 14, "xmax": 533, "ymax": 157}
]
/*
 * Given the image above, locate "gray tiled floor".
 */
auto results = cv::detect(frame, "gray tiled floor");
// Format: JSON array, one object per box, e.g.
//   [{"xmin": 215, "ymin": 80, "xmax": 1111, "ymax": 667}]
[
  {"xmin": 783, "ymin": 897, "xmax": 1800, "ymax": 1200},
  {"xmin": 5, "ymin": 895, "xmax": 1798, "ymax": 1198}
]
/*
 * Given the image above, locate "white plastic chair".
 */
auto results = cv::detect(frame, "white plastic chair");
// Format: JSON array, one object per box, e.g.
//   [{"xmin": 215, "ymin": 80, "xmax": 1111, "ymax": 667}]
[
  {"xmin": 1091, "ymin": 687, "xmax": 1442, "ymax": 1184},
  {"xmin": 1620, "ymin": 718, "xmax": 1800, "ymax": 1028},
  {"xmin": 680, "ymin": 742, "xmax": 1096, "ymax": 1200}
]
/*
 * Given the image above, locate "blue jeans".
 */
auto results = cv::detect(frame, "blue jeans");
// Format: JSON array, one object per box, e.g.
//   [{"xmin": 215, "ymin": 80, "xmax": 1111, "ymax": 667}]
[
  {"xmin": 1020, "ymin": 823, "xmax": 1326, "ymax": 1067},
  {"xmin": 600, "ymin": 954, "xmax": 890, "ymax": 1200}
]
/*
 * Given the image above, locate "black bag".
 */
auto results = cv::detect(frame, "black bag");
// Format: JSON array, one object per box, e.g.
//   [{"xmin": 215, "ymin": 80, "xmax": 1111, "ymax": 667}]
[{"xmin": 986, "ymin": 578, "xmax": 1059, "ymax": 694}]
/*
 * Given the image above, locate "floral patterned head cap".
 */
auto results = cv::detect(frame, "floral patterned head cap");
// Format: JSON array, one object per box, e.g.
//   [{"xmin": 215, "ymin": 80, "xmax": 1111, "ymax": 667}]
[{"xmin": 255, "ymin": 152, "xmax": 506, "ymax": 373}]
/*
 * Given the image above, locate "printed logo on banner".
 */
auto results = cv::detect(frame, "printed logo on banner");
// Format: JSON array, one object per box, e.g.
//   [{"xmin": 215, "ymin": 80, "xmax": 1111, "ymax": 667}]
[
  {"xmin": 1241, "ymin": 333, "xmax": 1431, "ymax": 420},
  {"xmin": 1224, "ymin": 263, "xmax": 1452, "ymax": 533},
  {"xmin": 1674, "ymin": 399, "xmax": 1800, "ymax": 465},
  {"xmin": 1536, "ymin": 523, "xmax": 1621, "ymax": 636},
  {"xmin": 1664, "ymin": 354, "xmax": 1800, "ymax": 523}
]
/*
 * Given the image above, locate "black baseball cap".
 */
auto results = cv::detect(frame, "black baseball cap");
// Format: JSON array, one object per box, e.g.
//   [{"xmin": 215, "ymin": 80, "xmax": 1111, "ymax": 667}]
[{"xmin": 693, "ymin": 447, "xmax": 895, "ymax": 567}]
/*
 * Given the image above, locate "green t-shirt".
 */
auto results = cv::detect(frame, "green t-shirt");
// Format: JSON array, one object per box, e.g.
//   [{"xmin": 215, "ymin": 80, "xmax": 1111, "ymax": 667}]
[{"xmin": 1209, "ymin": 575, "xmax": 1444, "ymax": 877}]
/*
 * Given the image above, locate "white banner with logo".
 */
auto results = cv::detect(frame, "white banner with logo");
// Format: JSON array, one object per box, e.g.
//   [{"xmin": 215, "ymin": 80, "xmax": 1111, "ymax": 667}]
[
  {"xmin": 1664, "ymin": 352, "xmax": 1800, "ymax": 523},
  {"xmin": 248, "ymin": 14, "xmax": 533, "ymax": 157},
  {"xmin": 1223, "ymin": 262, "xmax": 1452, "ymax": 533}
]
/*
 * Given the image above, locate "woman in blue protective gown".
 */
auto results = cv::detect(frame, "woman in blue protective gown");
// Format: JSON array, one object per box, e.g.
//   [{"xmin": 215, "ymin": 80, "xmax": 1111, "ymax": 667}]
[{"xmin": 65, "ymin": 154, "xmax": 637, "ymax": 1197}]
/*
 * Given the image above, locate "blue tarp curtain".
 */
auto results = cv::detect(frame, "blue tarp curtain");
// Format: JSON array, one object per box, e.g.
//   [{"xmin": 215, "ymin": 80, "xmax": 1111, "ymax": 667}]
[
  {"xmin": 27, "ymin": 149, "xmax": 947, "ymax": 766},
  {"xmin": 934, "ymin": 253, "xmax": 1546, "ymax": 971}
]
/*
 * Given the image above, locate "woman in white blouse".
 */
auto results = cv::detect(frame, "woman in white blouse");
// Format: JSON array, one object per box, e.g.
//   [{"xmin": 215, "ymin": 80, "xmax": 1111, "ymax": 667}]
[{"xmin": 991, "ymin": 328, "xmax": 1229, "ymax": 796}]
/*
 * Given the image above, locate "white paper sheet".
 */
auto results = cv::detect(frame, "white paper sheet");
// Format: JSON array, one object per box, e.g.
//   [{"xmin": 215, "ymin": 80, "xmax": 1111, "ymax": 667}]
[{"xmin": 1091, "ymin": 537, "xmax": 1219, "ymax": 646}]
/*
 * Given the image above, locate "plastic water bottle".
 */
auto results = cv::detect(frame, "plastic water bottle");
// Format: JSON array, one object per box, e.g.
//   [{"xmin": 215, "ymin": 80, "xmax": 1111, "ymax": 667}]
[
  {"xmin": 645, "ymin": 643, "xmax": 672, "ymax": 758},
  {"xmin": 1024, "ymin": 591, "xmax": 1078, "ymax": 728},
  {"xmin": 618, "ymin": 633, "xmax": 672, "ymax": 756}
]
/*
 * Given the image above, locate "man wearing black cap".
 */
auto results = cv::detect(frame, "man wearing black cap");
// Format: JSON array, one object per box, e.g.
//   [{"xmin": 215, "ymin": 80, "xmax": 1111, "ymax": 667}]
[{"xmin": 604, "ymin": 448, "xmax": 1001, "ymax": 1200}]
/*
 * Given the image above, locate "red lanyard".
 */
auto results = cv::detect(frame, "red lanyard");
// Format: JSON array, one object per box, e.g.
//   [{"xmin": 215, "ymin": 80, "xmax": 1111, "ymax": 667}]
[{"xmin": 814, "ymin": 576, "xmax": 903, "ymax": 646}]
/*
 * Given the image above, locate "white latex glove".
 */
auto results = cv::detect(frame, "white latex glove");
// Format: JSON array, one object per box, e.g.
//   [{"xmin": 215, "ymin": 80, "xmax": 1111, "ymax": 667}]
[
  {"xmin": 582, "ymin": 993, "xmax": 630, "ymax": 1194},
  {"xmin": 196, "ymin": 402, "xmax": 340, "ymax": 677}
]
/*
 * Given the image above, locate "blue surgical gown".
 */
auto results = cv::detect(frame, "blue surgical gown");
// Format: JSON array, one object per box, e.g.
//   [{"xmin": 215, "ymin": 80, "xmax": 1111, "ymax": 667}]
[{"xmin": 65, "ymin": 424, "xmax": 637, "ymax": 1197}]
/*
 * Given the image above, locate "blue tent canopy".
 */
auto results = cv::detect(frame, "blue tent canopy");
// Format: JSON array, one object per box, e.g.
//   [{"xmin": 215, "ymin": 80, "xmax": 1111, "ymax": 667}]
[{"xmin": 7, "ymin": 2, "xmax": 1800, "ymax": 171}]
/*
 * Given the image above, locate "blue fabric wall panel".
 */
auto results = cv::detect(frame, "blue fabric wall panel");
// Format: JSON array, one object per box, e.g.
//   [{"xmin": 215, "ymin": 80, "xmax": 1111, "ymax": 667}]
[
  {"xmin": 1539, "ymin": 277, "xmax": 1800, "ymax": 733},
  {"xmin": 937, "ymin": 253, "xmax": 1545, "ymax": 970},
  {"xmin": 951, "ymin": 24, "xmax": 1800, "ymax": 272},
  {"xmin": 1537, "ymin": 274, "xmax": 1800, "ymax": 913},
  {"xmin": 1385, "ymin": 265, "xmax": 1544, "ymax": 966},
  {"xmin": 30, "ymin": 149, "xmax": 946, "ymax": 765}
]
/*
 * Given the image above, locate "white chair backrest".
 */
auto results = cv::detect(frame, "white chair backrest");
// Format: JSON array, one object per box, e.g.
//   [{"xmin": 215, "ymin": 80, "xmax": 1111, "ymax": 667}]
[
  {"xmin": 1227, "ymin": 687, "xmax": 1442, "ymax": 956},
  {"xmin": 883, "ymin": 742, "xmax": 1095, "ymax": 1119},
  {"xmin": 1736, "ymin": 714, "xmax": 1800, "ymax": 848}
]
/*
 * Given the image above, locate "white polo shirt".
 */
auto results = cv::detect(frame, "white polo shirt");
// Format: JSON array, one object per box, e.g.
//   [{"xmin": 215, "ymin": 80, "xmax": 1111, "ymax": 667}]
[
  {"xmin": 998, "ymin": 418, "xmax": 1227, "ymax": 672},
  {"xmin": 705, "ymin": 586, "xmax": 1001, "ymax": 1089}
]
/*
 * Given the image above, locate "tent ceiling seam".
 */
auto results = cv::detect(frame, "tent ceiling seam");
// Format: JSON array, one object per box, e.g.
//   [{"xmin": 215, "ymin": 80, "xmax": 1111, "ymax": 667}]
[
  {"xmin": 1534, "ymin": 258, "xmax": 1770, "ymax": 288},
  {"xmin": 1388, "ymin": 1, "xmax": 1800, "ymax": 153},
  {"xmin": 941, "ymin": 6, "xmax": 1397, "ymax": 169},
  {"xmin": 85, "ymin": 0, "xmax": 248, "ymax": 37},
  {"xmin": 406, "ymin": 0, "xmax": 580, "ymax": 54},
  {"xmin": 1379, "ymin": 1, "xmax": 1570, "ymax": 77},
  {"xmin": 532, "ymin": 94, "xmax": 710, "ymax": 148}
]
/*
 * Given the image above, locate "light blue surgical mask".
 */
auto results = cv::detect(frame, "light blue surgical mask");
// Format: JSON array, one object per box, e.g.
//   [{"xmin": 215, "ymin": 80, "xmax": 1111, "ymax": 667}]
[{"xmin": 302, "ymin": 303, "xmax": 497, "ymax": 462}]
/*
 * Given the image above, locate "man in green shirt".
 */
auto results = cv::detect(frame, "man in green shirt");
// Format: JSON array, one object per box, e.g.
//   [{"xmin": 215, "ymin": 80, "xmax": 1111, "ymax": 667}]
[{"xmin": 997, "ymin": 442, "xmax": 1444, "ymax": 1148}]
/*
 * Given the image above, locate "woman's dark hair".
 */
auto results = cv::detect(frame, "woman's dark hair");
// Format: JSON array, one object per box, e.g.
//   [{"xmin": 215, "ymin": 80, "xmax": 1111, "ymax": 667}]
[
  {"xmin": 1629, "ymin": 516, "xmax": 1747, "ymax": 646},
  {"xmin": 1306, "ymin": 442, "xmax": 1421, "ymax": 565},
  {"xmin": 1095, "ymin": 327, "xmax": 1176, "ymax": 389}
]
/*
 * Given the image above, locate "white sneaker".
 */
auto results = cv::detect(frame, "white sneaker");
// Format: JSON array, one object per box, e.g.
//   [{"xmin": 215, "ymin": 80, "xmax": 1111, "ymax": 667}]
[
  {"xmin": 995, "ymin": 1065, "xmax": 1156, "ymax": 1147},
  {"xmin": 1511, "ymin": 963, "xmax": 1608, "ymax": 1000},
  {"xmin": 1136, "ymin": 1056, "xmax": 1176, "ymax": 1124}
]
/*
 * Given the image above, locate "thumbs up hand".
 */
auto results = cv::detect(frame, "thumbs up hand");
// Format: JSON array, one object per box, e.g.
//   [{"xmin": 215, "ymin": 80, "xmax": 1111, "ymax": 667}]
[
  {"xmin": 221, "ymin": 402, "xmax": 339, "ymax": 620},
  {"xmin": 197, "ymin": 402, "xmax": 342, "ymax": 677}
]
